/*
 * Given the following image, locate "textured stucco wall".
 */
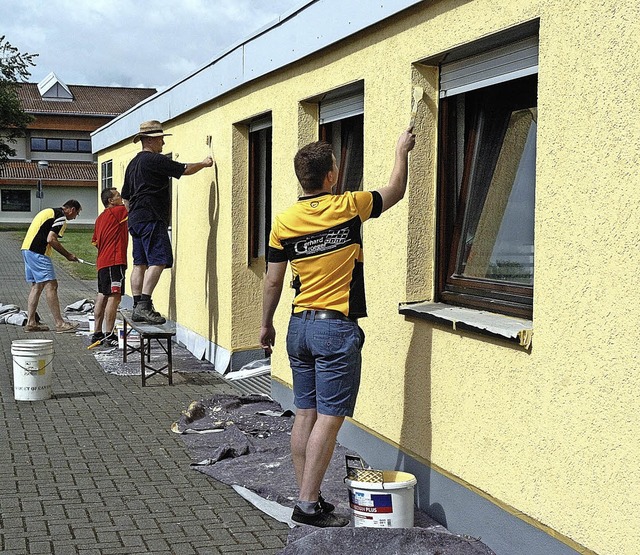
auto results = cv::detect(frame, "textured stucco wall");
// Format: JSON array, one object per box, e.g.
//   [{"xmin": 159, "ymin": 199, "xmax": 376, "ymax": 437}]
[{"xmin": 96, "ymin": 1, "xmax": 640, "ymax": 553}]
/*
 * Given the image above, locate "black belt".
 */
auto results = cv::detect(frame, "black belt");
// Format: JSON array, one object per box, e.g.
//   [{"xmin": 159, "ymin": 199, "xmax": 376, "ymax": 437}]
[{"xmin": 291, "ymin": 309, "xmax": 357, "ymax": 322}]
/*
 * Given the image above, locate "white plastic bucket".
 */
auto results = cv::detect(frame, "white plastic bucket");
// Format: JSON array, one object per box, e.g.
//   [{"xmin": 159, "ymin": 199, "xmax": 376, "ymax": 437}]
[
  {"xmin": 88, "ymin": 314, "xmax": 95, "ymax": 333},
  {"xmin": 345, "ymin": 470, "xmax": 417, "ymax": 528},
  {"xmin": 11, "ymin": 339, "xmax": 54, "ymax": 401},
  {"xmin": 116, "ymin": 324, "xmax": 124, "ymax": 349}
]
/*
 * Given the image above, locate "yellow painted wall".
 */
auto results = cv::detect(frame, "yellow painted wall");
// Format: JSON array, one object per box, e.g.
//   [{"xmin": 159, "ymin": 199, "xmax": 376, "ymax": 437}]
[{"xmin": 97, "ymin": 1, "xmax": 640, "ymax": 553}]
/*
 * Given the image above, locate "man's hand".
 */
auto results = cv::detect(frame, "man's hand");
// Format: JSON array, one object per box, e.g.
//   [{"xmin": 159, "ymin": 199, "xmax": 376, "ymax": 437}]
[
  {"xmin": 203, "ymin": 156, "xmax": 213, "ymax": 167},
  {"xmin": 260, "ymin": 324, "xmax": 276, "ymax": 355},
  {"xmin": 397, "ymin": 126, "xmax": 416, "ymax": 156},
  {"xmin": 66, "ymin": 253, "xmax": 79, "ymax": 262}
]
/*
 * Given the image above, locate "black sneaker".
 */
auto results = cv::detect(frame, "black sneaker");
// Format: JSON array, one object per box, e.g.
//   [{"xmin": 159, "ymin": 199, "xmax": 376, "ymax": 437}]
[
  {"xmin": 102, "ymin": 333, "xmax": 118, "ymax": 347},
  {"xmin": 318, "ymin": 493, "xmax": 335, "ymax": 513},
  {"xmin": 291, "ymin": 505, "xmax": 349, "ymax": 528},
  {"xmin": 132, "ymin": 302, "xmax": 166, "ymax": 325},
  {"xmin": 90, "ymin": 331, "xmax": 105, "ymax": 343}
]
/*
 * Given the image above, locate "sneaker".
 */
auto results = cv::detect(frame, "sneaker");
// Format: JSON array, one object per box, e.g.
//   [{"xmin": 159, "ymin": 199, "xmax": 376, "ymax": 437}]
[
  {"xmin": 90, "ymin": 331, "xmax": 105, "ymax": 343},
  {"xmin": 132, "ymin": 303, "xmax": 166, "ymax": 325},
  {"xmin": 25, "ymin": 323, "xmax": 50, "ymax": 332},
  {"xmin": 291, "ymin": 505, "xmax": 349, "ymax": 528},
  {"xmin": 102, "ymin": 333, "xmax": 118, "ymax": 347},
  {"xmin": 318, "ymin": 493, "xmax": 335, "ymax": 514},
  {"xmin": 56, "ymin": 322, "xmax": 79, "ymax": 334}
]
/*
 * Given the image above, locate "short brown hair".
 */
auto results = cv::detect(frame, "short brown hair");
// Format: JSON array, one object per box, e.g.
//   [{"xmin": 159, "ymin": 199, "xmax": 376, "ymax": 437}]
[
  {"xmin": 63, "ymin": 199, "xmax": 82, "ymax": 211},
  {"xmin": 100, "ymin": 187, "xmax": 117, "ymax": 207},
  {"xmin": 294, "ymin": 141, "xmax": 334, "ymax": 193}
]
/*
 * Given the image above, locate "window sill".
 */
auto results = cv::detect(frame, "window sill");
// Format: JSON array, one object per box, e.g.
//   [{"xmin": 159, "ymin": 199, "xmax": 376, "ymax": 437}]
[{"xmin": 398, "ymin": 301, "xmax": 533, "ymax": 349}]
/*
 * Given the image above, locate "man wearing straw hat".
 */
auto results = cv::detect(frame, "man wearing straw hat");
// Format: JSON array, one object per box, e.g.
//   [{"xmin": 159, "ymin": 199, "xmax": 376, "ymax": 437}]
[
  {"xmin": 260, "ymin": 126, "xmax": 415, "ymax": 527},
  {"xmin": 122, "ymin": 120, "xmax": 213, "ymax": 325}
]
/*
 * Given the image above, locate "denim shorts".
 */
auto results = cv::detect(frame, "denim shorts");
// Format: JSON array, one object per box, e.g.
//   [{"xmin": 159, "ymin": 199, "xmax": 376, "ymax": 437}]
[
  {"xmin": 22, "ymin": 250, "xmax": 56, "ymax": 283},
  {"xmin": 129, "ymin": 221, "xmax": 173, "ymax": 268},
  {"xmin": 286, "ymin": 312, "xmax": 364, "ymax": 417}
]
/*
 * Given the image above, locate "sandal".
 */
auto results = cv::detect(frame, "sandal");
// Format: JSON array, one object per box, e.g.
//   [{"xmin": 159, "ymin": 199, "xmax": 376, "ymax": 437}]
[
  {"xmin": 25, "ymin": 323, "xmax": 50, "ymax": 332},
  {"xmin": 56, "ymin": 322, "xmax": 79, "ymax": 334}
]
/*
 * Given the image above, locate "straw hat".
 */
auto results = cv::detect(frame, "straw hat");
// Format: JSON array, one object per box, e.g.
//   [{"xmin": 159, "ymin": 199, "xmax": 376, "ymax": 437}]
[{"xmin": 133, "ymin": 120, "xmax": 172, "ymax": 143}]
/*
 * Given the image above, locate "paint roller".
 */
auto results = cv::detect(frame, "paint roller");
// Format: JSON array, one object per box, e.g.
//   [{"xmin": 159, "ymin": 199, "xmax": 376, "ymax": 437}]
[{"xmin": 409, "ymin": 85, "xmax": 424, "ymax": 128}]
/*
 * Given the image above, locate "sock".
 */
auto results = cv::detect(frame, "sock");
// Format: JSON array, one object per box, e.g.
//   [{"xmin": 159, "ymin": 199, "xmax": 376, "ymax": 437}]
[
  {"xmin": 133, "ymin": 295, "xmax": 141, "ymax": 307},
  {"xmin": 297, "ymin": 500, "xmax": 319, "ymax": 514},
  {"xmin": 140, "ymin": 294, "xmax": 151, "ymax": 304}
]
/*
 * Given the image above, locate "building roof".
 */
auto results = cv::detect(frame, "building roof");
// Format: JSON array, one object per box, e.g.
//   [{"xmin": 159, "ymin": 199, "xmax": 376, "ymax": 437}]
[
  {"xmin": 17, "ymin": 82, "xmax": 156, "ymax": 117},
  {"xmin": 0, "ymin": 160, "xmax": 97, "ymax": 184},
  {"xmin": 92, "ymin": 0, "xmax": 423, "ymax": 152}
]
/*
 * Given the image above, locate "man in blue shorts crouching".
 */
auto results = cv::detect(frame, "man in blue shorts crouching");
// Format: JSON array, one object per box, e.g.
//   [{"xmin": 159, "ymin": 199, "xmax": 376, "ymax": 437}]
[{"xmin": 21, "ymin": 200, "xmax": 81, "ymax": 333}]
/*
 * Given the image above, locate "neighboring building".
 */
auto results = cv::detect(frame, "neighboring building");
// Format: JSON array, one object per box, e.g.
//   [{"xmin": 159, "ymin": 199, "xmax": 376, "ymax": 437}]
[
  {"xmin": 92, "ymin": 1, "xmax": 639, "ymax": 554},
  {"xmin": 0, "ymin": 72, "xmax": 155, "ymax": 224}
]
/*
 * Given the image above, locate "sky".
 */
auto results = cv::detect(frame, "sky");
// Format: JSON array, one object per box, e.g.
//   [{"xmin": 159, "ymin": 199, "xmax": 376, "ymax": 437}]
[{"xmin": 2, "ymin": 0, "xmax": 304, "ymax": 90}]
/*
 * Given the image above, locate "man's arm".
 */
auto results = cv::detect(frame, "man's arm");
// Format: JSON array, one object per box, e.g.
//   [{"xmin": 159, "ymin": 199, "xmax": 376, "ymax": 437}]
[
  {"xmin": 375, "ymin": 127, "xmax": 416, "ymax": 213},
  {"xmin": 47, "ymin": 231, "xmax": 78, "ymax": 261},
  {"xmin": 260, "ymin": 261, "xmax": 287, "ymax": 355},
  {"xmin": 183, "ymin": 156, "xmax": 214, "ymax": 176}
]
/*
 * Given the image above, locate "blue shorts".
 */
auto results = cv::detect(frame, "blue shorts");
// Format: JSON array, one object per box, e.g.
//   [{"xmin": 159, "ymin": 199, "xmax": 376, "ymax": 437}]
[
  {"xmin": 286, "ymin": 312, "xmax": 364, "ymax": 417},
  {"xmin": 23, "ymin": 250, "xmax": 56, "ymax": 283},
  {"xmin": 129, "ymin": 221, "xmax": 173, "ymax": 268}
]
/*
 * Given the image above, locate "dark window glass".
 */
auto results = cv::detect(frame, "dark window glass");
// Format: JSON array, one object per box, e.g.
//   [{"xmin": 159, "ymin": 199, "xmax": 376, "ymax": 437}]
[
  {"xmin": 47, "ymin": 139, "xmax": 62, "ymax": 152},
  {"xmin": 62, "ymin": 139, "xmax": 78, "ymax": 152},
  {"xmin": 78, "ymin": 139, "xmax": 92, "ymax": 153},
  {"xmin": 248, "ymin": 126, "xmax": 272, "ymax": 260},
  {"xmin": 1, "ymin": 190, "xmax": 31, "ymax": 212},
  {"xmin": 320, "ymin": 114, "xmax": 364, "ymax": 194},
  {"xmin": 31, "ymin": 138, "xmax": 46, "ymax": 151}
]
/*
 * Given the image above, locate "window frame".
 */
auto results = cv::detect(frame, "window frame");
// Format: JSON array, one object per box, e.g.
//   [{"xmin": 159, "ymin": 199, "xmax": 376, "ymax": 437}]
[
  {"xmin": 248, "ymin": 121, "xmax": 272, "ymax": 262},
  {"xmin": 436, "ymin": 50, "xmax": 537, "ymax": 320},
  {"xmin": 101, "ymin": 160, "xmax": 113, "ymax": 190}
]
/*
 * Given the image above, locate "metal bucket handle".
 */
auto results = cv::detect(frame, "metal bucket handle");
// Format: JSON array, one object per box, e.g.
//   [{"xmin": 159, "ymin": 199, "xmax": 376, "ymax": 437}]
[
  {"xmin": 345, "ymin": 454, "xmax": 384, "ymax": 483},
  {"xmin": 13, "ymin": 357, "xmax": 54, "ymax": 374}
]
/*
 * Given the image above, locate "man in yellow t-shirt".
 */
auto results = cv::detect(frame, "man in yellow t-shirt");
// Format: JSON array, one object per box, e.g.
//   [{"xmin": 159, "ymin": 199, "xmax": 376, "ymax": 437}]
[
  {"xmin": 260, "ymin": 127, "xmax": 415, "ymax": 527},
  {"xmin": 21, "ymin": 200, "xmax": 81, "ymax": 333}
]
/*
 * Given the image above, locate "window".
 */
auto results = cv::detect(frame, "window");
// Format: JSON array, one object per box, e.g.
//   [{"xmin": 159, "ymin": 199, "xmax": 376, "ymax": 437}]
[
  {"xmin": 101, "ymin": 160, "xmax": 113, "ymax": 190},
  {"xmin": 248, "ymin": 116, "xmax": 272, "ymax": 261},
  {"xmin": 437, "ymin": 36, "xmax": 538, "ymax": 319},
  {"xmin": 319, "ymin": 83, "xmax": 364, "ymax": 194},
  {"xmin": 31, "ymin": 137, "xmax": 92, "ymax": 153},
  {"xmin": 1, "ymin": 190, "xmax": 31, "ymax": 212}
]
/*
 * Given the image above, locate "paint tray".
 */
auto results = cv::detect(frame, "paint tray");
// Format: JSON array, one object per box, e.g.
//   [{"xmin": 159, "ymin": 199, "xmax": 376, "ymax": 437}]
[{"xmin": 345, "ymin": 455, "xmax": 384, "ymax": 483}]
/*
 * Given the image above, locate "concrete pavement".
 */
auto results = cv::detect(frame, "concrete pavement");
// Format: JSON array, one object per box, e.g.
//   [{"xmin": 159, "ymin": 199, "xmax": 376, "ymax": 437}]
[{"xmin": 0, "ymin": 231, "xmax": 289, "ymax": 554}]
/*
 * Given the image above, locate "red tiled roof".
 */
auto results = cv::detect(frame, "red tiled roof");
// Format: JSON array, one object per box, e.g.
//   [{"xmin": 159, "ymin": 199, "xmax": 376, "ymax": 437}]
[
  {"xmin": 0, "ymin": 160, "xmax": 97, "ymax": 184},
  {"xmin": 17, "ymin": 83, "xmax": 156, "ymax": 117}
]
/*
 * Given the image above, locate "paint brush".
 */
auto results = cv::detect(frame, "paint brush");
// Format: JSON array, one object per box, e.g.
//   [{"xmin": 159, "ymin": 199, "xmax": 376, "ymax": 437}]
[
  {"xmin": 409, "ymin": 86, "xmax": 424, "ymax": 128},
  {"xmin": 206, "ymin": 135, "xmax": 214, "ymax": 161}
]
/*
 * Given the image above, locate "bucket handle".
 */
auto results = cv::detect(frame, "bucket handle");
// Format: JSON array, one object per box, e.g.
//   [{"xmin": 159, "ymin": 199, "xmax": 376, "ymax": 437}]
[
  {"xmin": 344, "ymin": 455, "xmax": 385, "ymax": 484},
  {"xmin": 13, "ymin": 358, "xmax": 54, "ymax": 374}
]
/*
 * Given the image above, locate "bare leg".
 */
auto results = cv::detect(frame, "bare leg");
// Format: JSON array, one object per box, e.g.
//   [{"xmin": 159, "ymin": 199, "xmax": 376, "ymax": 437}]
[
  {"xmin": 141, "ymin": 264, "xmax": 166, "ymax": 296},
  {"xmin": 94, "ymin": 293, "xmax": 107, "ymax": 333},
  {"xmin": 291, "ymin": 409, "xmax": 318, "ymax": 490},
  {"xmin": 26, "ymin": 282, "xmax": 46, "ymax": 326},
  {"xmin": 43, "ymin": 280, "xmax": 65, "ymax": 327},
  {"xmin": 297, "ymin": 413, "xmax": 345, "ymax": 502},
  {"xmin": 104, "ymin": 294, "xmax": 121, "ymax": 334},
  {"xmin": 130, "ymin": 264, "xmax": 147, "ymax": 296}
]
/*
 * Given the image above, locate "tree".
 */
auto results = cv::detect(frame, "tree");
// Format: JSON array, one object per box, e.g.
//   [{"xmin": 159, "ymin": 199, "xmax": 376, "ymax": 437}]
[{"xmin": 0, "ymin": 36, "xmax": 38, "ymax": 166}]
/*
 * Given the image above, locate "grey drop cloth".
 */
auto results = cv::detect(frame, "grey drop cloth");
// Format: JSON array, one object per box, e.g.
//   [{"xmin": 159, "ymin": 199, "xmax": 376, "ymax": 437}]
[{"xmin": 174, "ymin": 394, "xmax": 496, "ymax": 555}]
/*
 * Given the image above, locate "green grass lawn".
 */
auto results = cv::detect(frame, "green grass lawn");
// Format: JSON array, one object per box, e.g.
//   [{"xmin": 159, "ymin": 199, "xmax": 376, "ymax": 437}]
[{"xmin": 12, "ymin": 228, "xmax": 98, "ymax": 281}]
